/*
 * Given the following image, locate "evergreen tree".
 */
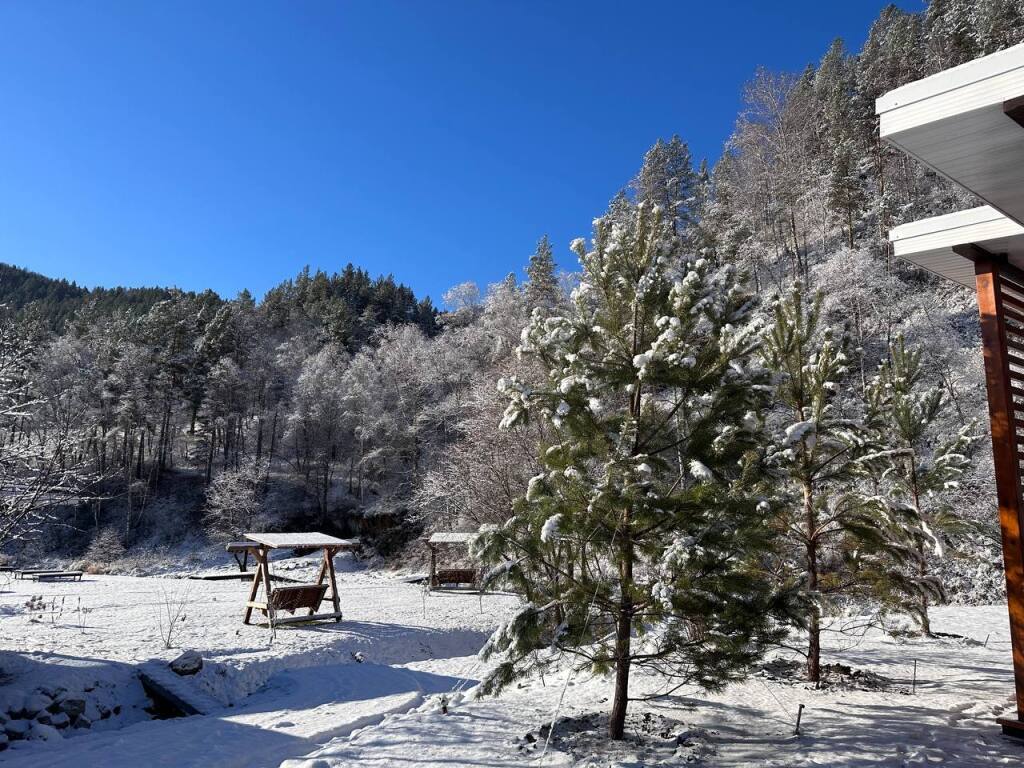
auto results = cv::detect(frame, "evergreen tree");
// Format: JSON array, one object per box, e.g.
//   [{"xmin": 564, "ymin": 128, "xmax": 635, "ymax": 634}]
[
  {"xmin": 761, "ymin": 283, "xmax": 914, "ymax": 682},
  {"xmin": 861, "ymin": 335, "xmax": 976, "ymax": 634},
  {"xmin": 827, "ymin": 140, "xmax": 867, "ymax": 249},
  {"xmin": 925, "ymin": 0, "xmax": 979, "ymax": 70},
  {"xmin": 630, "ymin": 136, "xmax": 697, "ymax": 235},
  {"xmin": 975, "ymin": 0, "xmax": 1024, "ymax": 54},
  {"xmin": 477, "ymin": 201, "xmax": 789, "ymax": 740},
  {"xmin": 524, "ymin": 235, "xmax": 560, "ymax": 310}
]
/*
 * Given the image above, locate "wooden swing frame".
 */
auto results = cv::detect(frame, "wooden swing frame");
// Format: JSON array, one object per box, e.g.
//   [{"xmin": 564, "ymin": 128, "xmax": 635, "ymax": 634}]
[
  {"xmin": 239, "ymin": 532, "xmax": 358, "ymax": 628},
  {"xmin": 425, "ymin": 532, "xmax": 481, "ymax": 592}
]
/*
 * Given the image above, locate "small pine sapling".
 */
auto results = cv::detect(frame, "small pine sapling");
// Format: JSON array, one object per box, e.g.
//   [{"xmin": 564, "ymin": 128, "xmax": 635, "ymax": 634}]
[
  {"xmin": 860, "ymin": 335, "xmax": 976, "ymax": 635},
  {"xmin": 761, "ymin": 282, "xmax": 908, "ymax": 683}
]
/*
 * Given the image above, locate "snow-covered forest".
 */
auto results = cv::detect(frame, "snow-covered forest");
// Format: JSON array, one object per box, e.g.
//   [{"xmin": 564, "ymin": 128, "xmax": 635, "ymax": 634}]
[
  {"xmin": 4, "ymin": 0, "xmax": 1012, "ymax": 583},
  {"xmin": 3, "ymin": 0, "xmax": 1024, "ymax": 757}
]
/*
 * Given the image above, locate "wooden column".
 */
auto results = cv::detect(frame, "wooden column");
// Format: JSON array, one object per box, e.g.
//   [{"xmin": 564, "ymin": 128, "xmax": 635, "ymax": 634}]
[
  {"xmin": 970, "ymin": 252, "xmax": 1024, "ymax": 735},
  {"xmin": 325, "ymin": 547, "xmax": 342, "ymax": 621}
]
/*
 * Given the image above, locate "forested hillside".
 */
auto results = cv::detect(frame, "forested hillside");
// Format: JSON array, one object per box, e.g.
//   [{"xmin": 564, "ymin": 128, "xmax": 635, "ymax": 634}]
[
  {"xmin": 0, "ymin": 262, "xmax": 184, "ymax": 329},
  {"xmin": 1, "ymin": 0, "xmax": 1020, "ymax": 617}
]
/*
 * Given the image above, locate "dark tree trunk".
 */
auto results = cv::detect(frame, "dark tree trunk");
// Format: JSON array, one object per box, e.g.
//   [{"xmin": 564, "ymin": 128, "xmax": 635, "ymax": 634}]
[
  {"xmin": 804, "ymin": 479, "xmax": 821, "ymax": 684},
  {"xmin": 609, "ymin": 514, "xmax": 634, "ymax": 740}
]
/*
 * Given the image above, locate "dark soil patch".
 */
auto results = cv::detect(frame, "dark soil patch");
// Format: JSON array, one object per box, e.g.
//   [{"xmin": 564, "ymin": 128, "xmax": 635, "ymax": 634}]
[
  {"xmin": 512, "ymin": 711, "xmax": 716, "ymax": 765},
  {"xmin": 757, "ymin": 658, "xmax": 906, "ymax": 693}
]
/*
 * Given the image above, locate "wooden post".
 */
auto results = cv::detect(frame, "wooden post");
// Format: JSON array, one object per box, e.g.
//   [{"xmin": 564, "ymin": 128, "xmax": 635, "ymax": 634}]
[
  {"xmin": 970, "ymin": 253, "xmax": 1024, "ymax": 736},
  {"xmin": 309, "ymin": 553, "xmax": 329, "ymax": 616},
  {"xmin": 258, "ymin": 547, "xmax": 274, "ymax": 627},
  {"xmin": 242, "ymin": 550, "xmax": 262, "ymax": 625},
  {"xmin": 428, "ymin": 543, "xmax": 437, "ymax": 589},
  {"xmin": 325, "ymin": 547, "xmax": 341, "ymax": 621}
]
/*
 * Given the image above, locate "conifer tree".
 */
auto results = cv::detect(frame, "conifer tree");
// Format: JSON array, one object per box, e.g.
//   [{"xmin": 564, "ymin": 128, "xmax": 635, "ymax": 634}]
[
  {"xmin": 861, "ymin": 335, "xmax": 976, "ymax": 634},
  {"xmin": 761, "ymin": 282, "xmax": 912, "ymax": 683},
  {"xmin": 630, "ymin": 136, "xmax": 697, "ymax": 235},
  {"xmin": 524, "ymin": 235, "xmax": 559, "ymax": 310},
  {"xmin": 476, "ymin": 201, "xmax": 789, "ymax": 740}
]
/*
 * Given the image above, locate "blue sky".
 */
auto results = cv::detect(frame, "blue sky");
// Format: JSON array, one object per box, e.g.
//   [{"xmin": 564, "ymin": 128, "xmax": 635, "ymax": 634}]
[{"xmin": 0, "ymin": 1, "xmax": 919, "ymax": 306}]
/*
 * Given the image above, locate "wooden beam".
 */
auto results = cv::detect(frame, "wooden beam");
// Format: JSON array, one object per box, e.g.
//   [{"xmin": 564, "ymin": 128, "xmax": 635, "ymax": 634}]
[
  {"xmin": 242, "ymin": 549, "xmax": 264, "ymax": 625},
  {"xmin": 325, "ymin": 546, "xmax": 341, "ymax": 621},
  {"xmin": 1005, "ymin": 96, "xmax": 1024, "ymax": 130},
  {"xmin": 428, "ymin": 542, "xmax": 437, "ymax": 589},
  {"xmin": 975, "ymin": 254, "xmax": 1024, "ymax": 726},
  {"xmin": 309, "ymin": 552, "xmax": 329, "ymax": 617},
  {"xmin": 955, "ymin": 244, "xmax": 1024, "ymax": 290},
  {"xmin": 253, "ymin": 611, "xmax": 344, "ymax": 628}
]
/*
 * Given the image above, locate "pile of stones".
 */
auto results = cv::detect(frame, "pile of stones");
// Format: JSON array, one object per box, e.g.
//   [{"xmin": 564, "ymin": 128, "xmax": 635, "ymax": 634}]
[{"xmin": 0, "ymin": 684, "xmax": 117, "ymax": 749}]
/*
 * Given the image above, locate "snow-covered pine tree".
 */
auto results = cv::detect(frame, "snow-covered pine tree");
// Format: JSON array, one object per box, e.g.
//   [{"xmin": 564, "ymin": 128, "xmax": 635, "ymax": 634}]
[
  {"xmin": 861, "ymin": 334, "xmax": 976, "ymax": 635},
  {"xmin": 476, "ymin": 201, "xmax": 790, "ymax": 740},
  {"xmin": 524, "ymin": 235, "xmax": 560, "ymax": 311},
  {"xmin": 629, "ymin": 136, "xmax": 697, "ymax": 236},
  {"xmin": 761, "ymin": 281, "xmax": 906, "ymax": 683}
]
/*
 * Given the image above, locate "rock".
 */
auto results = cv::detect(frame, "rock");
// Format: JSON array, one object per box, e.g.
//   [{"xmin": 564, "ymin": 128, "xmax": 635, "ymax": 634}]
[
  {"xmin": 0, "ymin": 690, "xmax": 23, "ymax": 717},
  {"xmin": 72, "ymin": 715, "xmax": 91, "ymax": 729},
  {"xmin": 21, "ymin": 693, "xmax": 51, "ymax": 717},
  {"xmin": 84, "ymin": 701, "xmax": 102, "ymax": 722},
  {"xmin": 169, "ymin": 650, "xmax": 203, "ymax": 676},
  {"xmin": 0, "ymin": 732, "xmax": 7, "ymax": 750},
  {"xmin": 36, "ymin": 685, "xmax": 56, "ymax": 699},
  {"xmin": 60, "ymin": 698, "xmax": 86, "ymax": 719},
  {"xmin": 48, "ymin": 712, "xmax": 70, "ymax": 729},
  {"xmin": 5, "ymin": 720, "xmax": 30, "ymax": 740},
  {"xmin": 28, "ymin": 722, "xmax": 61, "ymax": 742},
  {"xmin": 34, "ymin": 711, "xmax": 52, "ymax": 725}
]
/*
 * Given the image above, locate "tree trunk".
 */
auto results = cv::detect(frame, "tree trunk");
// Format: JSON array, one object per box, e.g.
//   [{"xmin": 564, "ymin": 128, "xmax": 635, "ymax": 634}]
[
  {"xmin": 920, "ymin": 555, "xmax": 932, "ymax": 636},
  {"xmin": 804, "ymin": 478, "xmax": 821, "ymax": 684},
  {"xmin": 609, "ymin": 512, "xmax": 634, "ymax": 740},
  {"xmin": 609, "ymin": 609, "xmax": 632, "ymax": 740}
]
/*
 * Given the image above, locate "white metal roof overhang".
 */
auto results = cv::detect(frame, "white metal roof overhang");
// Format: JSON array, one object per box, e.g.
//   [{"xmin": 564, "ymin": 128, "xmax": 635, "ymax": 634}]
[
  {"xmin": 889, "ymin": 205, "xmax": 1024, "ymax": 287},
  {"xmin": 878, "ymin": 42, "xmax": 1024, "ymax": 283}
]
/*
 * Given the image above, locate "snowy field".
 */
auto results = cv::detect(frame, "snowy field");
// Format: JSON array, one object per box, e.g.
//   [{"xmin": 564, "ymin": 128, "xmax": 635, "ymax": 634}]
[{"xmin": 0, "ymin": 557, "xmax": 1022, "ymax": 767}]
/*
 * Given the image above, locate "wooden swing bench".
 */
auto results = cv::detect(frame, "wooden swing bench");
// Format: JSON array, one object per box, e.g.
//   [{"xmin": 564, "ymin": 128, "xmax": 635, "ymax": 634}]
[
  {"xmin": 426, "ymin": 532, "xmax": 482, "ymax": 591},
  {"xmin": 432, "ymin": 568, "xmax": 480, "ymax": 589},
  {"xmin": 240, "ymin": 532, "xmax": 359, "ymax": 629}
]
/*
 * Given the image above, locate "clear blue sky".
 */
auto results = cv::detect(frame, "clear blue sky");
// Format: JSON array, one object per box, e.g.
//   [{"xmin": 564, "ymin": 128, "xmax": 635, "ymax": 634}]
[{"xmin": 0, "ymin": 1, "xmax": 920, "ymax": 306}]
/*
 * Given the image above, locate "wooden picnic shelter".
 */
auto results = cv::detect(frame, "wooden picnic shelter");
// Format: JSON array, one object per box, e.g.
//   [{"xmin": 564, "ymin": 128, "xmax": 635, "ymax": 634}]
[
  {"xmin": 878, "ymin": 41, "xmax": 1024, "ymax": 737},
  {"xmin": 237, "ymin": 532, "xmax": 358, "ymax": 628}
]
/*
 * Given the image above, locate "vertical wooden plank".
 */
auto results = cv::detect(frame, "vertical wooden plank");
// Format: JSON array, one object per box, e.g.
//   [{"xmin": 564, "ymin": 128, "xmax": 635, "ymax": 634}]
[
  {"xmin": 309, "ymin": 554, "xmax": 329, "ymax": 616},
  {"xmin": 975, "ymin": 257, "xmax": 1024, "ymax": 728},
  {"xmin": 429, "ymin": 543, "xmax": 437, "ymax": 589},
  {"xmin": 242, "ymin": 549, "xmax": 262, "ymax": 625},
  {"xmin": 325, "ymin": 547, "xmax": 341, "ymax": 621},
  {"xmin": 258, "ymin": 547, "xmax": 275, "ymax": 628}
]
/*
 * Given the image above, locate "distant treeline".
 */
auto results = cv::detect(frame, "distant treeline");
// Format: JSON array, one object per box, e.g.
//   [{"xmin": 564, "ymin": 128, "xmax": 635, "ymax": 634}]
[{"xmin": 0, "ymin": 261, "xmax": 436, "ymax": 348}]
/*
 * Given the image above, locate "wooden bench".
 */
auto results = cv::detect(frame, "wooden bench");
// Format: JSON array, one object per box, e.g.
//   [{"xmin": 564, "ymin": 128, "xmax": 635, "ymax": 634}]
[
  {"xmin": 432, "ymin": 568, "xmax": 480, "ymax": 589},
  {"xmin": 16, "ymin": 570, "xmax": 83, "ymax": 582},
  {"xmin": 268, "ymin": 584, "xmax": 328, "ymax": 613}
]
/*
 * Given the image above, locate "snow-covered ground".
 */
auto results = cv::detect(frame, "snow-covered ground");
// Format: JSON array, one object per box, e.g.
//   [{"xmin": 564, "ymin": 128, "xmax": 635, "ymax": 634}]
[{"xmin": 1, "ymin": 559, "xmax": 1022, "ymax": 767}]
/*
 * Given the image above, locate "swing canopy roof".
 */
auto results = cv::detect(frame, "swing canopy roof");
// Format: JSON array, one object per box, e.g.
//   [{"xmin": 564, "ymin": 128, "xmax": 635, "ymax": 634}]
[
  {"xmin": 427, "ymin": 532, "xmax": 476, "ymax": 546},
  {"xmin": 878, "ymin": 42, "xmax": 1024, "ymax": 284},
  {"xmin": 244, "ymin": 532, "xmax": 359, "ymax": 550}
]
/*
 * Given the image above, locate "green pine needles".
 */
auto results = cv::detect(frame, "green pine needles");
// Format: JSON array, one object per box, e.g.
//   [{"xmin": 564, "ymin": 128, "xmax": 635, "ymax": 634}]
[{"xmin": 475, "ymin": 202, "xmax": 792, "ymax": 740}]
